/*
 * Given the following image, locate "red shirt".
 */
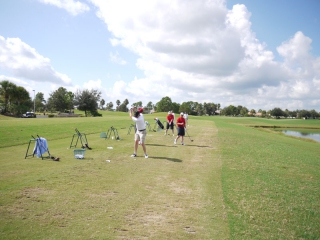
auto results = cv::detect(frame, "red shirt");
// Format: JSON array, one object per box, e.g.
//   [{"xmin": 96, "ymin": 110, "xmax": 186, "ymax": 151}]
[
  {"xmin": 167, "ymin": 114, "xmax": 174, "ymax": 123},
  {"xmin": 176, "ymin": 116, "xmax": 186, "ymax": 128}
]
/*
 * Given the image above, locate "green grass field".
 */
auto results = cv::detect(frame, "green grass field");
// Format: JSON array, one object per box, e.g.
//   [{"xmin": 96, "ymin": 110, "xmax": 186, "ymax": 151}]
[{"xmin": 0, "ymin": 112, "xmax": 319, "ymax": 239}]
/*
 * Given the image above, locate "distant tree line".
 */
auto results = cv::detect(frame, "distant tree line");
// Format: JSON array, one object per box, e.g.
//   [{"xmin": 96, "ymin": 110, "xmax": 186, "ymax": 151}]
[
  {"xmin": 0, "ymin": 80, "xmax": 33, "ymax": 115},
  {"xmin": 0, "ymin": 81, "xmax": 101, "ymax": 117},
  {"xmin": 1, "ymin": 81, "xmax": 319, "ymax": 119},
  {"xmin": 220, "ymin": 105, "xmax": 320, "ymax": 119}
]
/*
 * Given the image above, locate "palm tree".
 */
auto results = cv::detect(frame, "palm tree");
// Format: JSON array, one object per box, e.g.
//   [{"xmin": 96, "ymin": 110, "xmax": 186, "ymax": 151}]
[
  {"xmin": 0, "ymin": 80, "xmax": 17, "ymax": 113},
  {"xmin": 11, "ymin": 86, "xmax": 31, "ymax": 115}
]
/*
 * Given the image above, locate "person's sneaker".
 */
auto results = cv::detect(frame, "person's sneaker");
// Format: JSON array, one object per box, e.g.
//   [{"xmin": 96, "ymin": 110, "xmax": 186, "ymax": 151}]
[
  {"xmin": 172, "ymin": 134, "xmax": 174, "ymax": 136},
  {"xmin": 181, "ymin": 142, "xmax": 185, "ymax": 145},
  {"xmin": 174, "ymin": 140, "xmax": 177, "ymax": 144},
  {"xmin": 131, "ymin": 153, "xmax": 137, "ymax": 157},
  {"xmin": 145, "ymin": 154, "xmax": 148, "ymax": 159}
]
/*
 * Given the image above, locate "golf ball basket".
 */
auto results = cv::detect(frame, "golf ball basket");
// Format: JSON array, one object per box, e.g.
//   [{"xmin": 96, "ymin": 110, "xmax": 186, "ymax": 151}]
[{"xmin": 74, "ymin": 149, "xmax": 86, "ymax": 159}]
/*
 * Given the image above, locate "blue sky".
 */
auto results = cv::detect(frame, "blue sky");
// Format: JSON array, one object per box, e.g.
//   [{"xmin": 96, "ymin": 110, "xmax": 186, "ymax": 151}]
[
  {"xmin": 0, "ymin": 0, "xmax": 319, "ymax": 111},
  {"xmin": 227, "ymin": 0, "xmax": 320, "ymax": 59}
]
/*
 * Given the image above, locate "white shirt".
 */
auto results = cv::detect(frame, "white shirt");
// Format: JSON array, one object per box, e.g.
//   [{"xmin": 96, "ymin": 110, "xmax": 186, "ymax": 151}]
[
  {"xmin": 183, "ymin": 113, "xmax": 188, "ymax": 119},
  {"xmin": 131, "ymin": 113, "xmax": 146, "ymax": 131}
]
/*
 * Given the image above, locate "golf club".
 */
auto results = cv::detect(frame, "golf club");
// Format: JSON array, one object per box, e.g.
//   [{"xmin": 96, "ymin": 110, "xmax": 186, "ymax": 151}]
[{"xmin": 185, "ymin": 128, "xmax": 194, "ymax": 142}]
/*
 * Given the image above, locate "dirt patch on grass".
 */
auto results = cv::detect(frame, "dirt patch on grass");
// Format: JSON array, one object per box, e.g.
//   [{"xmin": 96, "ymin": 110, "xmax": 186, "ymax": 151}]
[
  {"xmin": 113, "ymin": 121, "xmax": 229, "ymax": 239},
  {"xmin": 168, "ymin": 181, "xmax": 192, "ymax": 194}
]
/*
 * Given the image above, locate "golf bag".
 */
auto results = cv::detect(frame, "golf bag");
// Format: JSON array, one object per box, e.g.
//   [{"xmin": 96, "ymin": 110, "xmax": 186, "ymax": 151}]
[{"xmin": 153, "ymin": 118, "xmax": 164, "ymax": 132}]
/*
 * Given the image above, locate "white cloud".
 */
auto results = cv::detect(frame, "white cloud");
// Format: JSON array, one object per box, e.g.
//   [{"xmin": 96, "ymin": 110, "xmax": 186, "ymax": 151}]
[
  {"xmin": 0, "ymin": 75, "xmax": 29, "ymax": 86},
  {"xmin": 83, "ymin": 79, "xmax": 103, "ymax": 90},
  {"xmin": 277, "ymin": 31, "xmax": 313, "ymax": 64},
  {"xmin": 87, "ymin": 0, "xmax": 320, "ymax": 110},
  {"xmin": 38, "ymin": 0, "xmax": 90, "ymax": 16},
  {"xmin": 0, "ymin": 36, "xmax": 72, "ymax": 86},
  {"xmin": 6, "ymin": 0, "xmax": 313, "ymax": 111},
  {"xmin": 109, "ymin": 52, "xmax": 127, "ymax": 65},
  {"xmin": 0, "ymin": 75, "xmax": 66, "ymax": 100}
]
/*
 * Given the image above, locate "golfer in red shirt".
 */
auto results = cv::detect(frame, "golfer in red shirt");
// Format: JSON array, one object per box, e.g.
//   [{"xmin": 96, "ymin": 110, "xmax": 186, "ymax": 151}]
[
  {"xmin": 174, "ymin": 112, "xmax": 186, "ymax": 145},
  {"xmin": 165, "ymin": 111, "xmax": 175, "ymax": 136}
]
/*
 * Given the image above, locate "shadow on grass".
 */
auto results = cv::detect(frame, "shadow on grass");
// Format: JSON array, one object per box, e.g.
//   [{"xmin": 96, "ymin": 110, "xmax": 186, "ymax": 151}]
[
  {"xmin": 191, "ymin": 145, "xmax": 214, "ymax": 148},
  {"xmin": 26, "ymin": 157, "xmax": 95, "ymax": 161},
  {"xmin": 76, "ymin": 157, "xmax": 94, "ymax": 160},
  {"xmin": 148, "ymin": 143, "xmax": 214, "ymax": 149},
  {"xmin": 147, "ymin": 143, "xmax": 177, "ymax": 147},
  {"xmin": 149, "ymin": 156, "xmax": 182, "ymax": 162}
]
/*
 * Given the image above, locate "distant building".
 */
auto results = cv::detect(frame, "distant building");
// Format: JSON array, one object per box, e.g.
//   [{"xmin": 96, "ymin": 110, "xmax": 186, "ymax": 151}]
[{"xmin": 248, "ymin": 112, "xmax": 262, "ymax": 117}]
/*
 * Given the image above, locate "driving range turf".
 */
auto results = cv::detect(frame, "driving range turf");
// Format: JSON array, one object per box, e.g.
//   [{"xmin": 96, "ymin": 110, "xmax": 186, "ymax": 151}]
[{"xmin": 0, "ymin": 112, "xmax": 319, "ymax": 239}]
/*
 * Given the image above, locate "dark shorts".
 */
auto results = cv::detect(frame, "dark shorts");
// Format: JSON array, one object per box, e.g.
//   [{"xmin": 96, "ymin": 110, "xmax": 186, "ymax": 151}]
[
  {"xmin": 166, "ymin": 122, "xmax": 174, "ymax": 130},
  {"xmin": 177, "ymin": 127, "xmax": 185, "ymax": 136}
]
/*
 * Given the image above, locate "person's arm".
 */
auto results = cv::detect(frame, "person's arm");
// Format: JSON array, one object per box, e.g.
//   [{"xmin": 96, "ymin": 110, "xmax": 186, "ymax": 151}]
[
  {"xmin": 171, "ymin": 115, "xmax": 175, "ymax": 124},
  {"xmin": 176, "ymin": 118, "xmax": 182, "ymax": 127},
  {"xmin": 129, "ymin": 107, "xmax": 136, "ymax": 119},
  {"xmin": 129, "ymin": 108, "xmax": 133, "ymax": 118}
]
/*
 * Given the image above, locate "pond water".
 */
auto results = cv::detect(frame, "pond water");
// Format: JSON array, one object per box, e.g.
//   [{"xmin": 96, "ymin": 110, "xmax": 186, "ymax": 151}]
[{"xmin": 282, "ymin": 130, "xmax": 320, "ymax": 142}]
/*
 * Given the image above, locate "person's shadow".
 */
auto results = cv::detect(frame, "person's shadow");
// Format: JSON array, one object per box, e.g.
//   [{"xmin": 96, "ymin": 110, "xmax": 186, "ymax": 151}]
[
  {"xmin": 149, "ymin": 156, "xmax": 182, "ymax": 162},
  {"xmin": 147, "ymin": 143, "xmax": 176, "ymax": 148}
]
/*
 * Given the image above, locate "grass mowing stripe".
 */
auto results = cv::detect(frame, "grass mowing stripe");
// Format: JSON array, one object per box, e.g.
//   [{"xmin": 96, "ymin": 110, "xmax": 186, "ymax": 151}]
[
  {"xmin": 214, "ymin": 117, "xmax": 320, "ymax": 239},
  {"xmin": 0, "ymin": 115, "xmax": 229, "ymax": 239},
  {"xmin": 1, "ymin": 113, "xmax": 318, "ymax": 239},
  {"xmin": 0, "ymin": 156, "xmax": 85, "ymax": 192}
]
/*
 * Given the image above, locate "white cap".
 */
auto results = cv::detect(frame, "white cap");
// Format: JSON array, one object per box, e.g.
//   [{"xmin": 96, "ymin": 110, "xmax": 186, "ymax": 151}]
[{"xmin": 180, "ymin": 112, "xmax": 184, "ymax": 115}]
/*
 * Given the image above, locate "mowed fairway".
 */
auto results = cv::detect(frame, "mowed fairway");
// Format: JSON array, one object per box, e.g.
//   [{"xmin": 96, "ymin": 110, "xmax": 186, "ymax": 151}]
[
  {"xmin": 0, "ymin": 113, "xmax": 229, "ymax": 239},
  {"xmin": 1, "ymin": 113, "xmax": 319, "ymax": 239},
  {"xmin": 215, "ymin": 117, "xmax": 320, "ymax": 239}
]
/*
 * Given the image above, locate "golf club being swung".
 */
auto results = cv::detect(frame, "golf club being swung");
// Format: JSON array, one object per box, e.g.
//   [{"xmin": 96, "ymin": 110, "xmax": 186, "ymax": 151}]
[{"xmin": 185, "ymin": 128, "xmax": 194, "ymax": 142}]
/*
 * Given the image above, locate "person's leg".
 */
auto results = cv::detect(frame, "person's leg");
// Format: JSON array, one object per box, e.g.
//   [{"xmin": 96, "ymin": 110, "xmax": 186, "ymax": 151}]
[
  {"xmin": 134, "ymin": 140, "xmax": 139, "ymax": 153},
  {"xmin": 140, "ymin": 131, "xmax": 148, "ymax": 158},
  {"xmin": 141, "ymin": 143, "xmax": 147, "ymax": 154},
  {"xmin": 175, "ymin": 127, "xmax": 181, "ymax": 144},
  {"xmin": 165, "ymin": 122, "xmax": 169, "ymax": 135},
  {"xmin": 171, "ymin": 123, "xmax": 174, "ymax": 136},
  {"xmin": 181, "ymin": 128, "xmax": 185, "ymax": 145},
  {"xmin": 132, "ymin": 133, "xmax": 139, "ymax": 156}
]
